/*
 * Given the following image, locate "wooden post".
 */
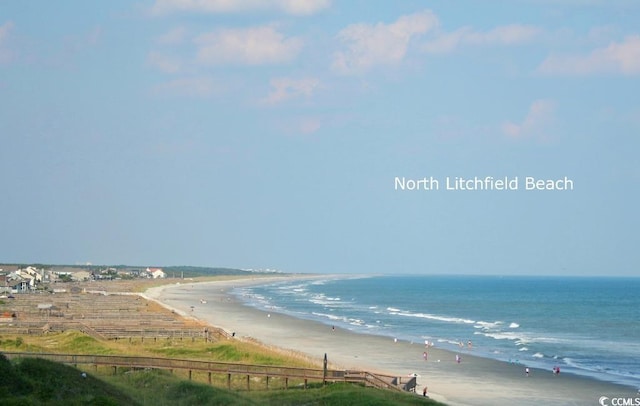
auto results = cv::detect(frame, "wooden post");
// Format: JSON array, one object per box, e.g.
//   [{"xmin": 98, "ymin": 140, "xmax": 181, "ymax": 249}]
[
  {"xmin": 188, "ymin": 370, "xmax": 192, "ymax": 380},
  {"xmin": 285, "ymin": 377, "xmax": 288, "ymax": 390},
  {"xmin": 266, "ymin": 376, "xmax": 269, "ymax": 390},
  {"xmin": 208, "ymin": 372, "xmax": 212, "ymax": 385},
  {"xmin": 323, "ymin": 353, "xmax": 328, "ymax": 386},
  {"xmin": 304, "ymin": 378, "xmax": 307, "ymax": 389},
  {"xmin": 227, "ymin": 373, "xmax": 231, "ymax": 389},
  {"xmin": 246, "ymin": 375, "xmax": 250, "ymax": 391},
  {"xmin": 112, "ymin": 366, "xmax": 117, "ymax": 375}
]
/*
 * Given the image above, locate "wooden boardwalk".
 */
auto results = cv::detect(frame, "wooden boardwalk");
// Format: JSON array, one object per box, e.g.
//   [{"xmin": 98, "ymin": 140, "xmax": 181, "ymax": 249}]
[{"xmin": 1, "ymin": 351, "xmax": 409, "ymax": 392}]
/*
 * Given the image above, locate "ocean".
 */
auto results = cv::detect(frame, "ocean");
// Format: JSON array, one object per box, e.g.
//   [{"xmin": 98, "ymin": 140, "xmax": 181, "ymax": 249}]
[{"xmin": 232, "ymin": 275, "xmax": 640, "ymax": 389}]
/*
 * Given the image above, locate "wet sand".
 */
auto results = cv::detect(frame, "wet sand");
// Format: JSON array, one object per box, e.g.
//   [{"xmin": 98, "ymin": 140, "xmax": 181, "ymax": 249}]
[{"xmin": 144, "ymin": 276, "xmax": 638, "ymax": 406}]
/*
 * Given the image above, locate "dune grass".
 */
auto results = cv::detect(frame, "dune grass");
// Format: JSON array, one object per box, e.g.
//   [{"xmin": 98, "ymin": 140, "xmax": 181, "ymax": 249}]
[
  {"xmin": 0, "ymin": 331, "xmax": 445, "ymax": 405},
  {"xmin": 0, "ymin": 330, "xmax": 316, "ymax": 368},
  {"xmin": 1, "ymin": 355, "xmax": 443, "ymax": 406}
]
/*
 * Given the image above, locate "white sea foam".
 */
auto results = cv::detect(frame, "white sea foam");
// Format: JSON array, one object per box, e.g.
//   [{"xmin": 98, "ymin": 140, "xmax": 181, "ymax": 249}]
[
  {"xmin": 474, "ymin": 321, "xmax": 503, "ymax": 330},
  {"xmin": 387, "ymin": 308, "xmax": 476, "ymax": 324},
  {"xmin": 481, "ymin": 331, "xmax": 521, "ymax": 341},
  {"xmin": 309, "ymin": 293, "xmax": 346, "ymax": 307},
  {"xmin": 311, "ymin": 312, "xmax": 347, "ymax": 322},
  {"xmin": 233, "ymin": 275, "xmax": 640, "ymax": 389}
]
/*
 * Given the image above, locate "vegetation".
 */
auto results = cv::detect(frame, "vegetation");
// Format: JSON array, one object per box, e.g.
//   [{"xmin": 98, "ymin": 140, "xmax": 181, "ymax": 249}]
[
  {"xmin": 0, "ymin": 355, "xmax": 442, "ymax": 405},
  {"xmin": 0, "ymin": 332, "xmax": 445, "ymax": 405},
  {"xmin": 0, "ymin": 354, "xmax": 136, "ymax": 405},
  {"xmin": 0, "ymin": 331, "xmax": 314, "ymax": 368}
]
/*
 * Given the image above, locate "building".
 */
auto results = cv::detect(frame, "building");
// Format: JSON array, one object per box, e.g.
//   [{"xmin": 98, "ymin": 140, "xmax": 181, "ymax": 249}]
[{"xmin": 146, "ymin": 267, "xmax": 166, "ymax": 279}]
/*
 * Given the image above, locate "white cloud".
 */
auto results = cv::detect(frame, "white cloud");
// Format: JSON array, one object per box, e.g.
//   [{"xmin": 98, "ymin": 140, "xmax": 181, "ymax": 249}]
[
  {"xmin": 151, "ymin": 0, "xmax": 330, "ymax": 16},
  {"xmin": 332, "ymin": 10, "xmax": 439, "ymax": 75},
  {"xmin": 424, "ymin": 24, "xmax": 540, "ymax": 53},
  {"xmin": 264, "ymin": 77, "xmax": 320, "ymax": 104},
  {"xmin": 276, "ymin": 0, "xmax": 330, "ymax": 16},
  {"xmin": 157, "ymin": 27, "xmax": 188, "ymax": 45},
  {"xmin": 538, "ymin": 35, "xmax": 640, "ymax": 75},
  {"xmin": 276, "ymin": 116, "xmax": 322, "ymax": 136},
  {"xmin": 502, "ymin": 99, "xmax": 556, "ymax": 140},
  {"xmin": 147, "ymin": 51, "xmax": 183, "ymax": 73},
  {"xmin": 0, "ymin": 21, "xmax": 13, "ymax": 43},
  {"xmin": 297, "ymin": 117, "xmax": 322, "ymax": 134},
  {"xmin": 152, "ymin": 76, "xmax": 216, "ymax": 97},
  {"xmin": 0, "ymin": 21, "xmax": 15, "ymax": 64},
  {"xmin": 195, "ymin": 25, "xmax": 302, "ymax": 65}
]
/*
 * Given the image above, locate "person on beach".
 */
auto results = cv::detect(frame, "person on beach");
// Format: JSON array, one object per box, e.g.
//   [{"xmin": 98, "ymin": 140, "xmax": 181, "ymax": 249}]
[
  {"xmin": 423, "ymin": 351, "xmax": 428, "ymax": 361},
  {"xmin": 423, "ymin": 386, "xmax": 429, "ymax": 397},
  {"xmin": 456, "ymin": 354, "xmax": 461, "ymax": 363},
  {"xmin": 525, "ymin": 367, "xmax": 530, "ymax": 377}
]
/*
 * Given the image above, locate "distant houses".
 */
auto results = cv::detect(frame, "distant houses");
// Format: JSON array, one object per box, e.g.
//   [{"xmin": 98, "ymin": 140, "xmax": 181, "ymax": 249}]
[
  {"xmin": 146, "ymin": 267, "xmax": 166, "ymax": 279},
  {"xmin": 0, "ymin": 264, "xmax": 168, "ymax": 293}
]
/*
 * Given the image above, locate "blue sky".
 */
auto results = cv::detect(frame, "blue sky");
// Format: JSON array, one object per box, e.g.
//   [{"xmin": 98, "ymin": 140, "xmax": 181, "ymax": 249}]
[{"xmin": 1, "ymin": 1, "xmax": 638, "ymax": 276}]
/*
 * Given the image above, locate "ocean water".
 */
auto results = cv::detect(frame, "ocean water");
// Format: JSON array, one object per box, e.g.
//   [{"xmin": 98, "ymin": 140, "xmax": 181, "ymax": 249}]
[{"xmin": 233, "ymin": 275, "xmax": 640, "ymax": 388}]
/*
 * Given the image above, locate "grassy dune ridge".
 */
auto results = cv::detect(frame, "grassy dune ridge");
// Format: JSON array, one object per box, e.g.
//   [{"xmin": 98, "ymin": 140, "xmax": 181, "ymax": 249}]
[{"xmin": 0, "ymin": 332, "xmax": 442, "ymax": 405}]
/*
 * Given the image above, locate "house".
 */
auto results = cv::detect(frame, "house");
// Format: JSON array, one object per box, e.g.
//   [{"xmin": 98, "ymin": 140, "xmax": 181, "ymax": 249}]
[
  {"xmin": 146, "ymin": 267, "xmax": 166, "ymax": 279},
  {"xmin": 0, "ymin": 274, "xmax": 29, "ymax": 293},
  {"xmin": 0, "ymin": 274, "xmax": 12, "ymax": 294},
  {"xmin": 71, "ymin": 271, "xmax": 92, "ymax": 282}
]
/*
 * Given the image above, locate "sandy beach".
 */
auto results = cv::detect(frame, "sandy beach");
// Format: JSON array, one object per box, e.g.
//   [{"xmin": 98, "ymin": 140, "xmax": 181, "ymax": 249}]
[{"xmin": 144, "ymin": 276, "xmax": 638, "ymax": 406}]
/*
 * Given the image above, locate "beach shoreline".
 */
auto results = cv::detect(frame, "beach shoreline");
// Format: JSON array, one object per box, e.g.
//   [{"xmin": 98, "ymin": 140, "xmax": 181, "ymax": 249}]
[{"xmin": 144, "ymin": 275, "xmax": 638, "ymax": 406}]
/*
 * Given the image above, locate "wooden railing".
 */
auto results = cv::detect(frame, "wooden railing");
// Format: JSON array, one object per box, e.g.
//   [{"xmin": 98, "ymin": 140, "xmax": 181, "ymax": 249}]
[{"xmin": 1, "ymin": 352, "xmax": 404, "ymax": 392}]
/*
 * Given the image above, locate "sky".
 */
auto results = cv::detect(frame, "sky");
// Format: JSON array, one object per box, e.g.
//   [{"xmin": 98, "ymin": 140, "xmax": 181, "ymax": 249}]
[{"xmin": 1, "ymin": 1, "xmax": 639, "ymax": 276}]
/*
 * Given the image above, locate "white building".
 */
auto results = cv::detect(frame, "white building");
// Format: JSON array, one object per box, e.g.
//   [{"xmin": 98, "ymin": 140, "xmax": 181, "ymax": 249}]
[{"xmin": 146, "ymin": 267, "xmax": 166, "ymax": 279}]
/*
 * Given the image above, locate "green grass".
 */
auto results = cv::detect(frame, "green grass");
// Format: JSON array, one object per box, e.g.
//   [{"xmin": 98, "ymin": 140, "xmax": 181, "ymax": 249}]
[
  {"xmin": 104, "ymin": 369, "xmax": 253, "ymax": 406},
  {"xmin": 1, "ymin": 354, "xmax": 445, "ymax": 405},
  {"xmin": 151, "ymin": 344, "xmax": 252, "ymax": 362},
  {"xmin": 245, "ymin": 382, "xmax": 440, "ymax": 405},
  {"xmin": 0, "ymin": 354, "xmax": 136, "ymax": 405},
  {"xmin": 0, "ymin": 331, "xmax": 116, "ymax": 355},
  {"xmin": 0, "ymin": 331, "xmax": 446, "ymax": 405},
  {"xmin": 1, "ymin": 331, "xmax": 313, "ymax": 368}
]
